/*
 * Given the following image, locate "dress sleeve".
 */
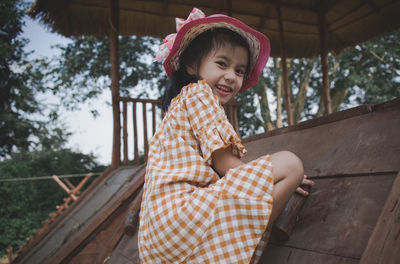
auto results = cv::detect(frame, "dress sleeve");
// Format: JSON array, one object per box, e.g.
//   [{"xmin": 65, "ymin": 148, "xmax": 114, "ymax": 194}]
[{"xmin": 184, "ymin": 80, "xmax": 247, "ymax": 165}]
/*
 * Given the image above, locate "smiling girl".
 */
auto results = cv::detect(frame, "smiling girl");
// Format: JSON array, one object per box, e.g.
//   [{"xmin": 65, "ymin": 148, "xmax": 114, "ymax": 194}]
[{"xmin": 138, "ymin": 8, "xmax": 314, "ymax": 264}]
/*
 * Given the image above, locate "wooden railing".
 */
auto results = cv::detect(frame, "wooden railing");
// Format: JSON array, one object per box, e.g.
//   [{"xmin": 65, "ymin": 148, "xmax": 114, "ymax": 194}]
[
  {"xmin": 119, "ymin": 97, "xmax": 163, "ymax": 166},
  {"xmin": 119, "ymin": 97, "xmax": 239, "ymax": 166}
]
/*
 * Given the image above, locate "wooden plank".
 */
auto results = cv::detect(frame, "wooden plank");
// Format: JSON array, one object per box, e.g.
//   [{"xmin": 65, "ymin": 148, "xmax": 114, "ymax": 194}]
[
  {"xmin": 259, "ymin": 244, "xmax": 359, "ymax": 264},
  {"xmin": 108, "ymin": 231, "xmax": 141, "ymax": 264},
  {"xmin": 124, "ymin": 188, "xmax": 143, "ymax": 236},
  {"xmin": 243, "ymin": 104, "xmax": 372, "ymax": 143},
  {"xmin": 93, "ymin": 208, "xmax": 128, "ymax": 263},
  {"xmin": 242, "ymin": 104, "xmax": 400, "ymax": 177},
  {"xmin": 13, "ymin": 167, "xmax": 115, "ymax": 263},
  {"xmin": 360, "ymin": 172, "xmax": 400, "ymax": 264},
  {"xmin": 268, "ymin": 174, "xmax": 396, "ymax": 259},
  {"xmin": 48, "ymin": 168, "xmax": 146, "ymax": 264}
]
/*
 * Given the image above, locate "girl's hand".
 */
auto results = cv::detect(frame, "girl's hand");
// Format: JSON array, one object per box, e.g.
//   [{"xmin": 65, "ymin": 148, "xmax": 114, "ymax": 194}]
[{"xmin": 296, "ymin": 175, "xmax": 315, "ymax": 196}]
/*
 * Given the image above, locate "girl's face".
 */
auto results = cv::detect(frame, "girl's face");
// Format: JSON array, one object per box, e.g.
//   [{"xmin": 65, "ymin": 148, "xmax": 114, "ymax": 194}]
[{"xmin": 187, "ymin": 44, "xmax": 248, "ymax": 105}]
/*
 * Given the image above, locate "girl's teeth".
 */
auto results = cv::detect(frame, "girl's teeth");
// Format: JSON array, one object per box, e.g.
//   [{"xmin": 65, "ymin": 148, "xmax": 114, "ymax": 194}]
[{"xmin": 217, "ymin": 86, "xmax": 230, "ymax": 92}]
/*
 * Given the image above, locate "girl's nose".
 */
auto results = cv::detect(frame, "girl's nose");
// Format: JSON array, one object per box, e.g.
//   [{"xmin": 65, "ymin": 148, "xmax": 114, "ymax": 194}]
[{"xmin": 224, "ymin": 68, "xmax": 235, "ymax": 82}]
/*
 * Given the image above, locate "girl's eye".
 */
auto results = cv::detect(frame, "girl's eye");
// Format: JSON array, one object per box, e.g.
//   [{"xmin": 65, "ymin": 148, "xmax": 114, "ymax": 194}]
[
  {"xmin": 216, "ymin": 61, "xmax": 227, "ymax": 67},
  {"xmin": 236, "ymin": 69, "xmax": 245, "ymax": 76}
]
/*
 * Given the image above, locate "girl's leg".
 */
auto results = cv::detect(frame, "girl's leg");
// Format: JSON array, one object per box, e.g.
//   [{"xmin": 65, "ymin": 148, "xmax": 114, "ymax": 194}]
[{"xmin": 268, "ymin": 151, "xmax": 304, "ymax": 226}]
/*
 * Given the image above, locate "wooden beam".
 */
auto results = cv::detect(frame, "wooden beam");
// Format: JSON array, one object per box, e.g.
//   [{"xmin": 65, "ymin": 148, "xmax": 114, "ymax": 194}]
[
  {"xmin": 226, "ymin": 0, "xmax": 232, "ymax": 16},
  {"xmin": 360, "ymin": 171, "xmax": 400, "ymax": 264},
  {"xmin": 318, "ymin": 10, "xmax": 332, "ymax": 115},
  {"xmin": 276, "ymin": 5, "xmax": 294, "ymax": 125},
  {"xmin": 124, "ymin": 188, "xmax": 144, "ymax": 236},
  {"xmin": 52, "ymin": 175, "xmax": 78, "ymax": 201},
  {"xmin": 110, "ymin": 0, "xmax": 121, "ymax": 168}
]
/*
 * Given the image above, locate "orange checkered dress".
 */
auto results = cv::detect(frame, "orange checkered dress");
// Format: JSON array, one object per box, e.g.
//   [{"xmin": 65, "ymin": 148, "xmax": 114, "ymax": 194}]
[{"xmin": 138, "ymin": 80, "xmax": 273, "ymax": 263}]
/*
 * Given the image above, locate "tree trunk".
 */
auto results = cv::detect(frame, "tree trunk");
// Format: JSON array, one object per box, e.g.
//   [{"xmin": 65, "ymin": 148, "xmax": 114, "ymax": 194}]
[
  {"xmin": 331, "ymin": 88, "xmax": 349, "ymax": 112},
  {"xmin": 274, "ymin": 58, "xmax": 283, "ymax": 128},
  {"xmin": 293, "ymin": 58, "xmax": 314, "ymax": 123},
  {"xmin": 259, "ymin": 81, "xmax": 274, "ymax": 132}
]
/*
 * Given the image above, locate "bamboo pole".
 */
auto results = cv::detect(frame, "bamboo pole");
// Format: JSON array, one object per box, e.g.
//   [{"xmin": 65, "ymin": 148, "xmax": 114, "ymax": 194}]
[
  {"xmin": 276, "ymin": 5, "xmax": 294, "ymax": 125},
  {"xmin": 318, "ymin": 11, "xmax": 333, "ymax": 115},
  {"xmin": 110, "ymin": 0, "xmax": 121, "ymax": 168}
]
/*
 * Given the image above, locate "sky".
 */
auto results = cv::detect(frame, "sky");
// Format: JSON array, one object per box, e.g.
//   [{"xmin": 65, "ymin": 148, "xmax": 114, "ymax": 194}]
[{"xmin": 22, "ymin": 17, "xmax": 113, "ymax": 165}]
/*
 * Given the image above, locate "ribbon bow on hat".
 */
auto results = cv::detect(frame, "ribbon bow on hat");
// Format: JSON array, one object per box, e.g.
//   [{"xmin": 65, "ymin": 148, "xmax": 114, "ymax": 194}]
[{"xmin": 155, "ymin": 8, "xmax": 205, "ymax": 61}]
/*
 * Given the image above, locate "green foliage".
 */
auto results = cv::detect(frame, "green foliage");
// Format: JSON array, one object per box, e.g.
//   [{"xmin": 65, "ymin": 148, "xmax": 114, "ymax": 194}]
[
  {"xmin": 337, "ymin": 30, "xmax": 400, "ymax": 104},
  {"xmin": 236, "ymin": 29, "xmax": 400, "ymax": 135},
  {"xmin": 0, "ymin": 149, "xmax": 106, "ymax": 254},
  {"xmin": 0, "ymin": 0, "xmax": 62, "ymax": 157},
  {"xmin": 0, "ymin": 0, "xmax": 36, "ymax": 156},
  {"xmin": 42, "ymin": 35, "xmax": 166, "ymax": 112}
]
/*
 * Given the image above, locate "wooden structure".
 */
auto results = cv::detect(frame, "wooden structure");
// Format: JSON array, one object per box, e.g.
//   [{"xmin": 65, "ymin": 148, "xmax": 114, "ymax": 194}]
[
  {"xmin": 28, "ymin": 0, "xmax": 400, "ymax": 166},
  {"xmin": 118, "ymin": 98, "xmax": 239, "ymax": 166},
  {"xmin": 12, "ymin": 98, "xmax": 400, "ymax": 264},
  {"xmin": 19, "ymin": 1, "xmax": 400, "ymax": 263}
]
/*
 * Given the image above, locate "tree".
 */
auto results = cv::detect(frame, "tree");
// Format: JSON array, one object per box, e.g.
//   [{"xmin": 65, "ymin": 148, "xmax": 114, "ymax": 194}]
[
  {"xmin": 41, "ymin": 35, "xmax": 166, "ymax": 113},
  {"xmin": 0, "ymin": 148, "xmax": 106, "ymax": 255},
  {"xmin": 0, "ymin": 0, "xmax": 61, "ymax": 157},
  {"xmin": 236, "ymin": 29, "xmax": 400, "ymax": 136}
]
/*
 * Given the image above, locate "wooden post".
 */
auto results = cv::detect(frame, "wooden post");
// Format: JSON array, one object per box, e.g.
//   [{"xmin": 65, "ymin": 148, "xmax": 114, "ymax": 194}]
[
  {"xmin": 152, "ymin": 103, "xmax": 156, "ymax": 136},
  {"xmin": 123, "ymin": 101, "xmax": 128, "ymax": 165},
  {"xmin": 318, "ymin": 11, "xmax": 332, "ymax": 115},
  {"xmin": 7, "ymin": 247, "xmax": 13, "ymax": 263},
  {"xmin": 272, "ymin": 185, "xmax": 311, "ymax": 241},
  {"xmin": 143, "ymin": 103, "xmax": 148, "ymax": 162},
  {"xmin": 110, "ymin": 0, "xmax": 121, "ymax": 168},
  {"xmin": 360, "ymin": 172, "xmax": 400, "ymax": 264},
  {"xmin": 276, "ymin": 5, "xmax": 294, "ymax": 126},
  {"xmin": 133, "ymin": 102, "xmax": 139, "ymax": 165}
]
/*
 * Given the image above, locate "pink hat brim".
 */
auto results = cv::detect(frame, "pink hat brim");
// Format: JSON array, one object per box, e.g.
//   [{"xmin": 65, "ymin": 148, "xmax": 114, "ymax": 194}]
[{"xmin": 163, "ymin": 14, "xmax": 270, "ymax": 92}]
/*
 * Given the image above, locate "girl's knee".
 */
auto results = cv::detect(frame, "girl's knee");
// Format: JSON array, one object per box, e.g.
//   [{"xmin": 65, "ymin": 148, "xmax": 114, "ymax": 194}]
[
  {"xmin": 272, "ymin": 151, "xmax": 304, "ymax": 182},
  {"xmin": 285, "ymin": 151, "xmax": 303, "ymax": 175}
]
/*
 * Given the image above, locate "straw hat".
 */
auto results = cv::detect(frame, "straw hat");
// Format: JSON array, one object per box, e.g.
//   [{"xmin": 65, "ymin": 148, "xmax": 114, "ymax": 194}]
[{"xmin": 155, "ymin": 8, "xmax": 270, "ymax": 91}]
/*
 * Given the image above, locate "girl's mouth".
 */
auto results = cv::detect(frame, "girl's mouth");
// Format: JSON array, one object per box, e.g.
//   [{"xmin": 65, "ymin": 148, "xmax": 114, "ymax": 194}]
[{"xmin": 215, "ymin": 85, "xmax": 232, "ymax": 95}]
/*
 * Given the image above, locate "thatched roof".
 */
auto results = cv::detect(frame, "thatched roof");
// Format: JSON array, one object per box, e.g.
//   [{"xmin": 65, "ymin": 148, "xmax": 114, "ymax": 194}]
[{"xmin": 28, "ymin": 0, "xmax": 400, "ymax": 58}]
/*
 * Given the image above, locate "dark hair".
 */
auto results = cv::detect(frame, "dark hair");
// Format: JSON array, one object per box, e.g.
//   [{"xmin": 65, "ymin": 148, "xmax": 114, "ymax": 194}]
[{"xmin": 162, "ymin": 28, "xmax": 250, "ymax": 111}]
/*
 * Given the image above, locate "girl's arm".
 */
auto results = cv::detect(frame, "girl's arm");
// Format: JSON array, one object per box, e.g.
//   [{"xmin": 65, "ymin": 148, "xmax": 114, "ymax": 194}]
[
  {"xmin": 211, "ymin": 146, "xmax": 244, "ymax": 177},
  {"xmin": 211, "ymin": 146, "xmax": 314, "ymax": 197}
]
